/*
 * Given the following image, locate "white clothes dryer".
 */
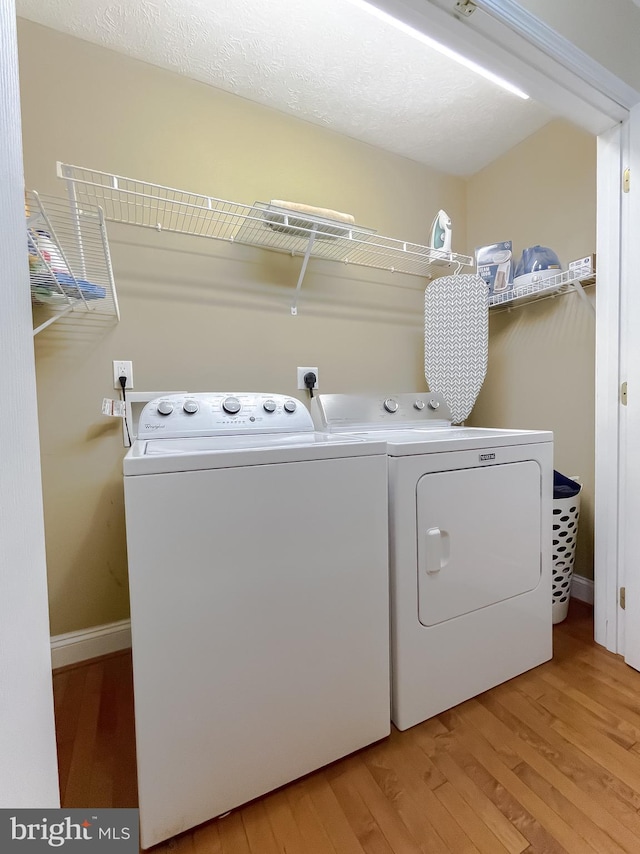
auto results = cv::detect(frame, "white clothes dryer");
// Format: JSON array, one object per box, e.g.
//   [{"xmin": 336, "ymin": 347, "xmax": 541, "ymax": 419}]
[
  {"xmin": 312, "ymin": 392, "xmax": 553, "ymax": 732},
  {"xmin": 123, "ymin": 393, "xmax": 390, "ymax": 848}
]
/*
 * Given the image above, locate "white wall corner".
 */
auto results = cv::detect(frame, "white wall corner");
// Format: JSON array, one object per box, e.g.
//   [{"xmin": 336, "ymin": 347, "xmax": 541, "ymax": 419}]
[
  {"xmin": 50, "ymin": 619, "xmax": 132, "ymax": 670},
  {"xmin": 0, "ymin": 0, "xmax": 60, "ymax": 807},
  {"xmin": 571, "ymin": 574, "xmax": 595, "ymax": 606}
]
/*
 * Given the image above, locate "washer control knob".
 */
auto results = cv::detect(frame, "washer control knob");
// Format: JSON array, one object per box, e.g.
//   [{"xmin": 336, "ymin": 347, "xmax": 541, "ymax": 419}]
[
  {"xmin": 222, "ymin": 396, "xmax": 241, "ymax": 415},
  {"xmin": 157, "ymin": 400, "xmax": 174, "ymax": 416},
  {"xmin": 428, "ymin": 398, "xmax": 440, "ymax": 410},
  {"xmin": 283, "ymin": 399, "xmax": 297, "ymax": 413},
  {"xmin": 263, "ymin": 399, "xmax": 277, "ymax": 413},
  {"xmin": 414, "ymin": 400, "xmax": 425, "ymax": 411},
  {"xmin": 183, "ymin": 399, "xmax": 199, "ymax": 414},
  {"xmin": 384, "ymin": 398, "xmax": 399, "ymax": 413}
]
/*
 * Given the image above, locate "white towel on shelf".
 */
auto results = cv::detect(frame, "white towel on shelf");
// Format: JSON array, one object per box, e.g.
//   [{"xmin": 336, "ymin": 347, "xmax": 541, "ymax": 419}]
[{"xmin": 269, "ymin": 200, "xmax": 355, "ymax": 225}]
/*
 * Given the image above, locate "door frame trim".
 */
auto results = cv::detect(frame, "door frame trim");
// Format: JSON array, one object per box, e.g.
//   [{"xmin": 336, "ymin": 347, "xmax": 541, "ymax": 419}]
[{"xmin": 595, "ymin": 123, "xmax": 624, "ymax": 651}]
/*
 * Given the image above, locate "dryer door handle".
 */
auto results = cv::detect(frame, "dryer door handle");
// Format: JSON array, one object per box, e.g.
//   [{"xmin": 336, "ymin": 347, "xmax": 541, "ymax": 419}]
[{"xmin": 424, "ymin": 527, "xmax": 450, "ymax": 574}]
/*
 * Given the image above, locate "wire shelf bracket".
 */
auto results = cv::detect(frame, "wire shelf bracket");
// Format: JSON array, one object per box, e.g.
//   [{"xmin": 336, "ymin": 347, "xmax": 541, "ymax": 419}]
[{"xmin": 27, "ymin": 189, "xmax": 120, "ymax": 335}]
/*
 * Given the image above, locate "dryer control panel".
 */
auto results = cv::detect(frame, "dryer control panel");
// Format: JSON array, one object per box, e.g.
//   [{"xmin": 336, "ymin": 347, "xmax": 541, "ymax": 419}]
[
  {"xmin": 312, "ymin": 392, "xmax": 453, "ymax": 432},
  {"xmin": 137, "ymin": 393, "xmax": 312, "ymax": 439}
]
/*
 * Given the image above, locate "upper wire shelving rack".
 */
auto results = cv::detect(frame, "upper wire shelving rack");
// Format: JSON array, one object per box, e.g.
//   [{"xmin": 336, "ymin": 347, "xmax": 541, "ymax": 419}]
[
  {"xmin": 27, "ymin": 190, "xmax": 120, "ymax": 335},
  {"xmin": 57, "ymin": 162, "xmax": 473, "ymax": 315}
]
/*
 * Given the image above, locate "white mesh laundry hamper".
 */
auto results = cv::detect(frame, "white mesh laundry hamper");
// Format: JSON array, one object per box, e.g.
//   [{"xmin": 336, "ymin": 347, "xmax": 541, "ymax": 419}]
[{"xmin": 552, "ymin": 473, "xmax": 582, "ymax": 624}]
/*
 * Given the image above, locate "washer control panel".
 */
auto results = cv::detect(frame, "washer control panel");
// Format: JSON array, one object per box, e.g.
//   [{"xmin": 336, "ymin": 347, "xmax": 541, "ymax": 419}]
[
  {"xmin": 311, "ymin": 391, "xmax": 453, "ymax": 431},
  {"xmin": 138, "ymin": 393, "xmax": 310, "ymax": 439}
]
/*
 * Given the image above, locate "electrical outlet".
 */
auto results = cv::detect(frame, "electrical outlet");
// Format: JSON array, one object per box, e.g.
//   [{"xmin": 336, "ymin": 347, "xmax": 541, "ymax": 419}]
[
  {"xmin": 113, "ymin": 360, "xmax": 134, "ymax": 389},
  {"xmin": 297, "ymin": 366, "xmax": 319, "ymax": 390}
]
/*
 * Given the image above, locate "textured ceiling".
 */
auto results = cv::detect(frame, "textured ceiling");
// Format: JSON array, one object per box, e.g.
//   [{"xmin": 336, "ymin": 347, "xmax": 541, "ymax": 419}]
[{"xmin": 16, "ymin": 0, "xmax": 554, "ymax": 176}]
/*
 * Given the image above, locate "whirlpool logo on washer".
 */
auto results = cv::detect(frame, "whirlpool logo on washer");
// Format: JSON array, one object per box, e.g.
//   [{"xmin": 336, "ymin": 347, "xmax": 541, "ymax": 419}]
[
  {"xmin": 144, "ymin": 423, "xmax": 166, "ymax": 430},
  {"xmin": 479, "ymin": 453, "xmax": 496, "ymax": 461}
]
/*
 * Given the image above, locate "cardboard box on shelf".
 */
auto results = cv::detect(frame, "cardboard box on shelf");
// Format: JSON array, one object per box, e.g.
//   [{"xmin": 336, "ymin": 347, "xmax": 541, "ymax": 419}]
[{"xmin": 568, "ymin": 253, "xmax": 596, "ymax": 285}]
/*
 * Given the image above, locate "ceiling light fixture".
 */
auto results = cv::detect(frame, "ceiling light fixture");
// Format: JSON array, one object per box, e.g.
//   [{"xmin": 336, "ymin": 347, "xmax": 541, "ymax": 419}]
[{"xmin": 345, "ymin": 0, "xmax": 530, "ymax": 100}]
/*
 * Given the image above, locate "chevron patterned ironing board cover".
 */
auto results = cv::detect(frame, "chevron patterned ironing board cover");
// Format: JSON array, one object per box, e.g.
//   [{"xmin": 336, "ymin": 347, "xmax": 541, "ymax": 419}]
[{"xmin": 424, "ymin": 274, "xmax": 488, "ymax": 424}]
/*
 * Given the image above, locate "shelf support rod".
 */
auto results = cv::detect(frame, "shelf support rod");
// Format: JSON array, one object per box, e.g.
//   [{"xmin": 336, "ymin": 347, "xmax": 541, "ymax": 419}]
[
  {"xmin": 97, "ymin": 207, "xmax": 121, "ymax": 321},
  {"xmin": 33, "ymin": 304, "xmax": 75, "ymax": 336},
  {"xmin": 572, "ymin": 278, "xmax": 596, "ymax": 314},
  {"xmin": 291, "ymin": 225, "xmax": 318, "ymax": 316}
]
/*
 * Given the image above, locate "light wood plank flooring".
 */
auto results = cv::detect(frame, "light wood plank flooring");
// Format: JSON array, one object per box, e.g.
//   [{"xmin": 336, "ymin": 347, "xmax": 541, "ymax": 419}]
[{"xmin": 54, "ymin": 600, "xmax": 640, "ymax": 853}]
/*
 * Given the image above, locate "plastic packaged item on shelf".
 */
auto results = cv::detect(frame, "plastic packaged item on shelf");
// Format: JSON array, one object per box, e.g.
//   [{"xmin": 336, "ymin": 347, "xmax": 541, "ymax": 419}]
[
  {"xmin": 35, "ymin": 229, "xmax": 69, "ymax": 273},
  {"xmin": 475, "ymin": 241, "xmax": 513, "ymax": 296}
]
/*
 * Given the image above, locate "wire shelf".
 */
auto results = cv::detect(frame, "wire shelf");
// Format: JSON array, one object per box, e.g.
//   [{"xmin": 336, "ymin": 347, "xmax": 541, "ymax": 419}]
[
  {"xmin": 57, "ymin": 163, "xmax": 473, "ymax": 313},
  {"xmin": 488, "ymin": 266, "xmax": 595, "ymax": 313},
  {"xmin": 27, "ymin": 190, "xmax": 119, "ymax": 335},
  {"xmin": 234, "ymin": 202, "xmax": 463, "ymax": 276}
]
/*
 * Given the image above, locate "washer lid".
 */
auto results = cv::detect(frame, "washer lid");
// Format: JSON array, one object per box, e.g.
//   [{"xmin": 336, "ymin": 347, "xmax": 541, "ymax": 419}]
[
  {"xmin": 124, "ymin": 432, "xmax": 387, "ymax": 475},
  {"xmin": 343, "ymin": 426, "xmax": 553, "ymax": 455}
]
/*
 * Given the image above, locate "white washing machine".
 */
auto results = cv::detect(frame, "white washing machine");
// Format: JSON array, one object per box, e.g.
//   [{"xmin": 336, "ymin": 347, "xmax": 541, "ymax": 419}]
[
  {"xmin": 123, "ymin": 393, "xmax": 390, "ymax": 848},
  {"xmin": 312, "ymin": 391, "xmax": 553, "ymax": 732}
]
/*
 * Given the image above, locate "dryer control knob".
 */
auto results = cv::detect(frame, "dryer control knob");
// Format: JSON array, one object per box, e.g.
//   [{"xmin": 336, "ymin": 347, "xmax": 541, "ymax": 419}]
[
  {"xmin": 157, "ymin": 400, "xmax": 174, "ymax": 416},
  {"xmin": 263, "ymin": 399, "xmax": 277, "ymax": 413},
  {"xmin": 183, "ymin": 399, "xmax": 199, "ymax": 414},
  {"xmin": 283, "ymin": 399, "xmax": 297, "ymax": 413},
  {"xmin": 222, "ymin": 396, "xmax": 241, "ymax": 414},
  {"xmin": 428, "ymin": 398, "xmax": 440, "ymax": 410},
  {"xmin": 414, "ymin": 400, "xmax": 425, "ymax": 410},
  {"xmin": 384, "ymin": 398, "xmax": 399, "ymax": 413}
]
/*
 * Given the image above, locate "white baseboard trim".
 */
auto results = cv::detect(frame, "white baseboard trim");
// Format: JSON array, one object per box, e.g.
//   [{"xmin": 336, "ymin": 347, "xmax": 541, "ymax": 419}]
[
  {"xmin": 571, "ymin": 574, "xmax": 595, "ymax": 605},
  {"xmin": 50, "ymin": 619, "xmax": 132, "ymax": 669}
]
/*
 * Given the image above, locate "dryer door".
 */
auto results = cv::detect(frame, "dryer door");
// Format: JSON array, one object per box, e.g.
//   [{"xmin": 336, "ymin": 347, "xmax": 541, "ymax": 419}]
[{"xmin": 417, "ymin": 461, "xmax": 541, "ymax": 626}]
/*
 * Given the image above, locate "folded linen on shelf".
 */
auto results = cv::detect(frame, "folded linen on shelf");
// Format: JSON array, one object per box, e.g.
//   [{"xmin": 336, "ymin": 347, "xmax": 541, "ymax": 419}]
[
  {"xmin": 269, "ymin": 200, "xmax": 355, "ymax": 225},
  {"xmin": 30, "ymin": 270, "xmax": 106, "ymax": 300}
]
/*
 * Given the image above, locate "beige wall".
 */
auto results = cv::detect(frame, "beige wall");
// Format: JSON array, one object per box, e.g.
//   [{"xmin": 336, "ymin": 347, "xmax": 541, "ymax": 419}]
[
  {"xmin": 18, "ymin": 20, "xmax": 467, "ymax": 634},
  {"xmin": 466, "ymin": 120, "xmax": 596, "ymax": 579},
  {"xmin": 516, "ymin": 0, "xmax": 640, "ymax": 92}
]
